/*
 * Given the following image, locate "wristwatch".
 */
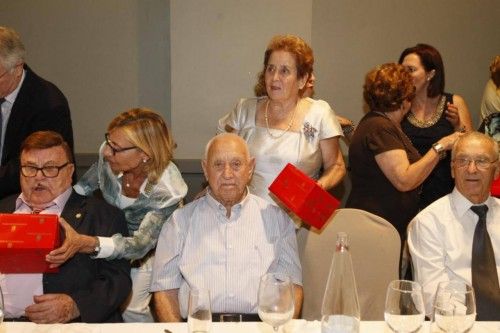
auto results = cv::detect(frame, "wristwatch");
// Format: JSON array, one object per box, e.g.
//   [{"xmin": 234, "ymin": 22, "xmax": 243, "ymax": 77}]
[
  {"xmin": 432, "ymin": 142, "xmax": 446, "ymax": 160},
  {"xmin": 90, "ymin": 236, "xmax": 101, "ymax": 257}
]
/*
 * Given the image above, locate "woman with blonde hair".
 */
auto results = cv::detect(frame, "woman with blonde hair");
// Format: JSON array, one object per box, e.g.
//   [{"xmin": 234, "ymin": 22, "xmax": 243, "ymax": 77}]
[{"xmin": 47, "ymin": 108, "xmax": 187, "ymax": 322}]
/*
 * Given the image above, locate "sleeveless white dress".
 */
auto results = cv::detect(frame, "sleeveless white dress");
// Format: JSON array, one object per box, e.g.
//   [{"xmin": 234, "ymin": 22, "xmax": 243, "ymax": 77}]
[{"xmin": 218, "ymin": 96, "xmax": 342, "ymax": 204}]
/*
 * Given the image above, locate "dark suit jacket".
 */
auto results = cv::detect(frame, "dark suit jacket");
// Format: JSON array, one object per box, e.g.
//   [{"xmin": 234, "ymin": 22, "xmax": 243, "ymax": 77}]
[
  {"xmin": 0, "ymin": 191, "xmax": 132, "ymax": 323},
  {"xmin": 0, "ymin": 65, "xmax": 74, "ymax": 198}
]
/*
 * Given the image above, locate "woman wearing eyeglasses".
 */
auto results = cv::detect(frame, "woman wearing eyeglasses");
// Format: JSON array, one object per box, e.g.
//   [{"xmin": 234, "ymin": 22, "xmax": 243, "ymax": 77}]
[{"xmin": 47, "ymin": 108, "xmax": 188, "ymax": 322}]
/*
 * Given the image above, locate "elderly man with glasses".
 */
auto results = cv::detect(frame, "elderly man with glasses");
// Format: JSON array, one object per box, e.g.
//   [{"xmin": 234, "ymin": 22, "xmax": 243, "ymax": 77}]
[
  {"xmin": 408, "ymin": 131, "xmax": 500, "ymax": 320},
  {"xmin": 0, "ymin": 26, "xmax": 74, "ymax": 199},
  {"xmin": 0, "ymin": 131, "xmax": 131, "ymax": 323}
]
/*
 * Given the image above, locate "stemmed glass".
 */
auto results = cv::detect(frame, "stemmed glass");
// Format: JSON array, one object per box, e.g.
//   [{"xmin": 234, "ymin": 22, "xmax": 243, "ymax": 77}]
[
  {"xmin": 432, "ymin": 281, "xmax": 476, "ymax": 333},
  {"xmin": 0, "ymin": 285, "xmax": 4, "ymax": 324},
  {"xmin": 257, "ymin": 273, "xmax": 295, "ymax": 332},
  {"xmin": 187, "ymin": 288, "xmax": 212, "ymax": 333},
  {"xmin": 384, "ymin": 280, "xmax": 425, "ymax": 333}
]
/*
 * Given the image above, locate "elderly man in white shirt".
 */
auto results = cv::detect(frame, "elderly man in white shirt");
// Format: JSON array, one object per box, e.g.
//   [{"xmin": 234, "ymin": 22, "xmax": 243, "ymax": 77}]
[
  {"xmin": 151, "ymin": 133, "xmax": 302, "ymax": 322},
  {"xmin": 408, "ymin": 132, "xmax": 500, "ymax": 320}
]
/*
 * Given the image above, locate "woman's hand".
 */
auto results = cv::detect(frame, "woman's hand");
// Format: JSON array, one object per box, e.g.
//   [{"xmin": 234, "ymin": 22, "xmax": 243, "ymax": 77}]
[
  {"xmin": 46, "ymin": 218, "xmax": 97, "ymax": 267},
  {"xmin": 438, "ymin": 131, "xmax": 462, "ymax": 150},
  {"xmin": 445, "ymin": 102, "xmax": 461, "ymax": 129}
]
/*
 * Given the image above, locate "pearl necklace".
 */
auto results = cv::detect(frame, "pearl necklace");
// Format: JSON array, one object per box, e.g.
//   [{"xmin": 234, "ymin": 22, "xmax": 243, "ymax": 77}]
[{"xmin": 264, "ymin": 99, "xmax": 298, "ymax": 139}]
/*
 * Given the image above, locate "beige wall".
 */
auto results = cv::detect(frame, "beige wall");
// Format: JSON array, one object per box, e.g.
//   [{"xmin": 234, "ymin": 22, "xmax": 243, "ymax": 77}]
[
  {"xmin": 312, "ymin": 0, "xmax": 500, "ymax": 130},
  {"xmin": 170, "ymin": 0, "xmax": 312, "ymax": 159},
  {"xmin": 0, "ymin": 0, "xmax": 498, "ymax": 160}
]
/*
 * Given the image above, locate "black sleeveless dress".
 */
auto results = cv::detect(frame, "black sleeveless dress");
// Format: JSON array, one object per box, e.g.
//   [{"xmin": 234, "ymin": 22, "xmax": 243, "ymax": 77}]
[{"xmin": 401, "ymin": 93, "xmax": 454, "ymax": 210}]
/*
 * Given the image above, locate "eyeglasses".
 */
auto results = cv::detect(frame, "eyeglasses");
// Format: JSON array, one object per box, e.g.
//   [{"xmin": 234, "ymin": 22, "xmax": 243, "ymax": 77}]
[
  {"xmin": 105, "ymin": 133, "xmax": 137, "ymax": 155},
  {"xmin": 21, "ymin": 162, "xmax": 71, "ymax": 178},
  {"xmin": 453, "ymin": 157, "xmax": 498, "ymax": 170}
]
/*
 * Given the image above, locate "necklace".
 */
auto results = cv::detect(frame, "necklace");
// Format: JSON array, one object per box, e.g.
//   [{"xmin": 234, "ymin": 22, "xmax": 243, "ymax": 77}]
[
  {"xmin": 264, "ymin": 99, "xmax": 298, "ymax": 139},
  {"xmin": 406, "ymin": 95, "xmax": 446, "ymax": 128}
]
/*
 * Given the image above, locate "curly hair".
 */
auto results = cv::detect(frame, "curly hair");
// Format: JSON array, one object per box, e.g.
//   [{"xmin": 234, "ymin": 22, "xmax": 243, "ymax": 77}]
[
  {"xmin": 398, "ymin": 43, "xmax": 444, "ymax": 98},
  {"xmin": 363, "ymin": 63, "xmax": 416, "ymax": 113},
  {"xmin": 254, "ymin": 35, "xmax": 314, "ymax": 97},
  {"xmin": 490, "ymin": 55, "xmax": 500, "ymax": 87},
  {"xmin": 108, "ymin": 108, "xmax": 174, "ymax": 184}
]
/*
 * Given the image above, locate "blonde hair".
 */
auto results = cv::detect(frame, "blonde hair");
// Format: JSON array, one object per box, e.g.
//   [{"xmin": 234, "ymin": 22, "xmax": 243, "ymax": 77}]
[{"xmin": 108, "ymin": 108, "xmax": 174, "ymax": 184}]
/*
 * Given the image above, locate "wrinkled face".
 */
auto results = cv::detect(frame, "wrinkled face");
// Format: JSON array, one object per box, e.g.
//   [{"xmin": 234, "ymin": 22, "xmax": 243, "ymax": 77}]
[
  {"xmin": 103, "ymin": 127, "xmax": 148, "ymax": 173},
  {"xmin": 0, "ymin": 61, "xmax": 23, "ymax": 98},
  {"xmin": 401, "ymin": 53, "xmax": 433, "ymax": 95},
  {"xmin": 452, "ymin": 137, "xmax": 499, "ymax": 204},
  {"xmin": 20, "ymin": 146, "xmax": 74, "ymax": 208},
  {"xmin": 202, "ymin": 138, "xmax": 255, "ymax": 208},
  {"xmin": 265, "ymin": 50, "xmax": 307, "ymax": 103}
]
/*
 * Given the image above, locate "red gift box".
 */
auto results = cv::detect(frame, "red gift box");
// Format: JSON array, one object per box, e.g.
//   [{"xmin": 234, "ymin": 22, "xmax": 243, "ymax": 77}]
[
  {"xmin": 492, "ymin": 178, "xmax": 500, "ymax": 198},
  {"xmin": 269, "ymin": 163, "xmax": 340, "ymax": 229},
  {"xmin": 0, "ymin": 214, "xmax": 60, "ymax": 273}
]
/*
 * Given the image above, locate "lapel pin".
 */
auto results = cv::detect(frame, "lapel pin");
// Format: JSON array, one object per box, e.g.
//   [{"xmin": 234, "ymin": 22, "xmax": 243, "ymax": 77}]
[{"xmin": 75, "ymin": 213, "xmax": 82, "ymax": 219}]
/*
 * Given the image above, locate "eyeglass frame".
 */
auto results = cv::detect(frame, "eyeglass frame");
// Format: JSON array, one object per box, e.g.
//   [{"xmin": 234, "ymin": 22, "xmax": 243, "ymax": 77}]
[
  {"xmin": 20, "ymin": 162, "xmax": 71, "ymax": 178},
  {"xmin": 104, "ymin": 132, "xmax": 137, "ymax": 155},
  {"xmin": 452, "ymin": 157, "xmax": 499, "ymax": 170}
]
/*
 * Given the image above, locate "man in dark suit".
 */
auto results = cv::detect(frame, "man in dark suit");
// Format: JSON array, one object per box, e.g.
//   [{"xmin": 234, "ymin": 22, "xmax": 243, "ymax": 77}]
[
  {"xmin": 0, "ymin": 131, "xmax": 131, "ymax": 323},
  {"xmin": 0, "ymin": 26, "xmax": 74, "ymax": 198}
]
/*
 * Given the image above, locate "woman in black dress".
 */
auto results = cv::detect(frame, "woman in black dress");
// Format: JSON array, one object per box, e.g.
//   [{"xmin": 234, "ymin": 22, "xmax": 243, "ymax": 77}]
[{"xmin": 399, "ymin": 44, "xmax": 473, "ymax": 210}]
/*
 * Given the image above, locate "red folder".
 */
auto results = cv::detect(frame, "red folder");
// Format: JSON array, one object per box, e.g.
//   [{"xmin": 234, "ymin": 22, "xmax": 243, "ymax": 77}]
[
  {"xmin": 0, "ymin": 214, "xmax": 60, "ymax": 273},
  {"xmin": 269, "ymin": 163, "xmax": 340, "ymax": 229},
  {"xmin": 492, "ymin": 178, "xmax": 500, "ymax": 198}
]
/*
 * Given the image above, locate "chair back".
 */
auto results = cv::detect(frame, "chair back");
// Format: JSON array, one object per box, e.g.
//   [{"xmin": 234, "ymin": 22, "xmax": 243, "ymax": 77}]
[{"xmin": 297, "ymin": 208, "xmax": 400, "ymax": 320}]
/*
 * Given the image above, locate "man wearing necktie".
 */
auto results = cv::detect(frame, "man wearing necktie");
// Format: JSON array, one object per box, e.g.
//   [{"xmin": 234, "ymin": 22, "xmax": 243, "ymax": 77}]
[
  {"xmin": 0, "ymin": 26, "xmax": 74, "ymax": 198},
  {"xmin": 408, "ymin": 131, "xmax": 500, "ymax": 320},
  {"xmin": 0, "ymin": 131, "xmax": 131, "ymax": 323}
]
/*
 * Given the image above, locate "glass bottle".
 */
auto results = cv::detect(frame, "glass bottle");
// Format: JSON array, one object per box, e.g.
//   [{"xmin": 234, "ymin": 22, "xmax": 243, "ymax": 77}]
[{"xmin": 321, "ymin": 232, "xmax": 360, "ymax": 333}]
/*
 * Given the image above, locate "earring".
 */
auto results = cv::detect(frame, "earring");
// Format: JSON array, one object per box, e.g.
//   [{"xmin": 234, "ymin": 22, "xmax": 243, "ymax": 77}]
[{"xmin": 143, "ymin": 158, "xmax": 148, "ymax": 163}]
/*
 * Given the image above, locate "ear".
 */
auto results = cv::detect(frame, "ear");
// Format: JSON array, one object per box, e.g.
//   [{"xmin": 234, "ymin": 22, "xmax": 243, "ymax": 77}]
[
  {"xmin": 201, "ymin": 159, "xmax": 209, "ymax": 180},
  {"xmin": 68, "ymin": 163, "xmax": 75, "ymax": 179},
  {"xmin": 298, "ymin": 75, "xmax": 308, "ymax": 90},
  {"xmin": 493, "ymin": 161, "xmax": 500, "ymax": 181},
  {"xmin": 248, "ymin": 157, "xmax": 256, "ymax": 177},
  {"xmin": 451, "ymin": 160, "xmax": 456, "ymax": 179}
]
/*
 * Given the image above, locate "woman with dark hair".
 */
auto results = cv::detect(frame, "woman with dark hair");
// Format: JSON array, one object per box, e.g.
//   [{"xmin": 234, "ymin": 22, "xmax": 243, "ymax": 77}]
[
  {"xmin": 218, "ymin": 35, "xmax": 345, "ymax": 205},
  {"xmin": 399, "ymin": 43, "xmax": 473, "ymax": 210},
  {"xmin": 346, "ymin": 63, "xmax": 460, "ymax": 239}
]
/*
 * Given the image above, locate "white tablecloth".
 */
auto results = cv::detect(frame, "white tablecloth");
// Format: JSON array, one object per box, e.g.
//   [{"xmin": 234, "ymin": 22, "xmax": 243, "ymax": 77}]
[{"xmin": 2, "ymin": 320, "xmax": 500, "ymax": 333}]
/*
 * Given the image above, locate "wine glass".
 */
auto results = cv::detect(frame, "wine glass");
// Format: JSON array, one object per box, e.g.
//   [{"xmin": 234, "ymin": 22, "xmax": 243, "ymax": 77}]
[
  {"xmin": 187, "ymin": 288, "xmax": 212, "ymax": 333},
  {"xmin": 431, "ymin": 281, "xmax": 476, "ymax": 333},
  {"xmin": 384, "ymin": 280, "xmax": 425, "ymax": 333},
  {"xmin": 257, "ymin": 273, "xmax": 294, "ymax": 332},
  {"xmin": 0, "ymin": 285, "xmax": 4, "ymax": 324}
]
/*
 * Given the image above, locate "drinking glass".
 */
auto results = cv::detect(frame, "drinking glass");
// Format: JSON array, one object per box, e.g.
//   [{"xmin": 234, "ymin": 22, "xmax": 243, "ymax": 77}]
[
  {"xmin": 0, "ymin": 285, "xmax": 4, "ymax": 324},
  {"xmin": 384, "ymin": 280, "xmax": 425, "ymax": 333},
  {"xmin": 257, "ymin": 273, "xmax": 294, "ymax": 332},
  {"xmin": 187, "ymin": 288, "xmax": 212, "ymax": 333},
  {"xmin": 431, "ymin": 281, "xmax": 476, "ymax": 333}
]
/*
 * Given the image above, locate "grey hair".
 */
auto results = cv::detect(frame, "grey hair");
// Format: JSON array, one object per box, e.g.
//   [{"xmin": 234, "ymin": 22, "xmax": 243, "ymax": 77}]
[
  {"xmin": 0, "ymin": 26, "xmax": 26, "ymax": 70},
  {"xmin": 451, "ymin": 131, "xmax": 500, "ymax": 160},
  {"xmin": 203, "ymin": 133, "xmax": 250, "ymax": 161}
]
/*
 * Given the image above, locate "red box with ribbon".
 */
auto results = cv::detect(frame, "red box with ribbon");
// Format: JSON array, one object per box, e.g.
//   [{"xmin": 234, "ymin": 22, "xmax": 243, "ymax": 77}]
[
  {"xmin": 0, "ymin": 214, "xmax": 60, "ymax": 273},
  {"xmin": 269, "ymin": 163, "xmax": 340, "ymax": 229}
]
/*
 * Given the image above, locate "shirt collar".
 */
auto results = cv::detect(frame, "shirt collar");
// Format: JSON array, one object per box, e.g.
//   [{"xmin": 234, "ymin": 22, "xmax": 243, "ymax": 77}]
[
  {"xmin": 451, "ymin": 187, "xmax": 492, "ymax": 218},
  {"xmin": 4, "ymin": 68, "xmax": 25, "ymax": 105},
  {"xmin": 205, "ymin": 186, "xmax": 251, "ymax": 215},
  {"xmin": 16, "ymin": 186, "xmax": 73, "ymax": 212}
]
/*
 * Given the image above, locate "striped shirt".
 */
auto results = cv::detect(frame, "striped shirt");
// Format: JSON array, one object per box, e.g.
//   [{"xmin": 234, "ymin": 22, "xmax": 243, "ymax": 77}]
[{"xmin": 150, "ymin": 190, "xmax": 302, "ymax": 318}]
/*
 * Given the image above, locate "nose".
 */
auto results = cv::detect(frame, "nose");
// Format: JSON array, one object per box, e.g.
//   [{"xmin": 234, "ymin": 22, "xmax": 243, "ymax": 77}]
[
  {"xmin": 103, "ymin": 144, "xmax": 113, "ymax": 158},
  {"xmin": 272, "ymin": 70, "xmax": 280, "ymax": 81},
  {"xmin": 34, "ymin": 169, "xmax": 46, "ymax": 180},
  {"xmin": 466, "ymin": 160, "xmax": 479, "ymax": 173},
  {"xmin": 222, "ymin": 163, "xmax": 234, "ymax": 179}
]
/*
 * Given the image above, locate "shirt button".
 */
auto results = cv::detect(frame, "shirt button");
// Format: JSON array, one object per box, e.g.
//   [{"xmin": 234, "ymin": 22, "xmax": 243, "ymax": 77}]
[{"xmin": 228, "ymin": 244, "xmax": 233, "ymax": 249}]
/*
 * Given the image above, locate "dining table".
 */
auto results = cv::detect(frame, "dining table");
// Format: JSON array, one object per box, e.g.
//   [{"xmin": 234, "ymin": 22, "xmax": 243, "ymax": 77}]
[{"xmin": 2, "ymin": 320, "xmax": 500, "ymax": 333}]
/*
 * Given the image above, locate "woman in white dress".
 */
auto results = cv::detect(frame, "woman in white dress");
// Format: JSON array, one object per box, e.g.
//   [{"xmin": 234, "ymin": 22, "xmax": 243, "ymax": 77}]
[{"xmin": 218, "ymin": 35, "xmax": 345, "ymax": 204}]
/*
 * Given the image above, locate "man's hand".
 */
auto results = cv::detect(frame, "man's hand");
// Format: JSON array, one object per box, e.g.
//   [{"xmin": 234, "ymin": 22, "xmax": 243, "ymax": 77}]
[
  {"xmin": 25, "ymin": 294, "xmax": 80, "ymax": 323},
  {"xmin": 46, "ymin": 218, "xmax": 96, "ymax": 268}
]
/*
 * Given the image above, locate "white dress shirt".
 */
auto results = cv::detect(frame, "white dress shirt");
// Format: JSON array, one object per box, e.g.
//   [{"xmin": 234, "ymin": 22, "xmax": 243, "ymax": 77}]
[
  {"xmin": 0, "ymin": 187, "xmax": 72, "ymax": 318},
  {"xmin": 408, "ymin": 187, "xmax": 500, "ymax": 315},
  {"xmin": 150, "ymin": 189, "xmax": 302, "ymax": 318}
]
